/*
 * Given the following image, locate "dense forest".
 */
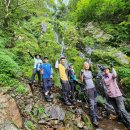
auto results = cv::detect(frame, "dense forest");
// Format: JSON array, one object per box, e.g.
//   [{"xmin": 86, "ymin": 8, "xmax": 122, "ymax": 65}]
[{"xmin": 0, "ymin": 0, "xmax": 130, "ymax": 130}]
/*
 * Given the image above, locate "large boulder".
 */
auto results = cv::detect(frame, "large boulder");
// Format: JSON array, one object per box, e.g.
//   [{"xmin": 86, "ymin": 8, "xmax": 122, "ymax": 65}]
[
  {"xmin": 45, "ymin": 104, "xmax": 65, "ymax": 121},
  {"xmin": 0, "ymin": 93, "xmax": 23, "ymax": 130}
]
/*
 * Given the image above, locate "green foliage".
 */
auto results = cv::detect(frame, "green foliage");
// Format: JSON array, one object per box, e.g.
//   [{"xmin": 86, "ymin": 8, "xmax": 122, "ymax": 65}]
[
  {"xmin": 15, "ymin": 85, "xmax": 27, "ymax": 94},
  {"xmin": 82, "ymin": 36, "xmax": 94, "ymax": 46},
  {"xmin": 126, "ymin": 97, "xmax": 130, "ymax": 111},
  {"xmin": 70, "ymin": 0, "xmax": 130, "ymax": 23},
  {"xmin": 96, "ymin": 95, "xmax": 107, "ymax": 105},
  {"xmin": 117, "ymin": 67, "xmax": 130, "ymax": 79},
  {"xmin": 53, "ymin": 70, "xmax": 61, "ymax": 87},
  {"xmin": 38, "ymin": 107, "xmax": 45, "ymax": 115},
  {"xmin": 25, "ymin": 120, "xmax": 35, "ymax": 130},
  {"xmin": 0, "ymin": 51, "xmax": 19, "ymax": 77},
  {"xmin": 66, "ymin": 48, "xmax": 85, "ymax": 77},
  {"xmin": 0, "ymin": 74, "xmax": 19, "ymax": 87},
  {"xmin": 82, "ymin": 114, "xmax": 93, "ymax": 130},
  {"xmin": 116, "ymin": 67, "xmax": 130, "ymax": 94},
  {"xmin": 91, "ymin": 49, "xmax": 120, "ymax": 65},
  {"xmin": 0, "ymin": 74, "xmax": 27, "ymax": 94}
]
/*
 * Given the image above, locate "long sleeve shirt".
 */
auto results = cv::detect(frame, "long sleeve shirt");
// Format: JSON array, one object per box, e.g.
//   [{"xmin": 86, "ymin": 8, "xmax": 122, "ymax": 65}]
[
  {"xmin": 103, "ymin": 68, "xmax": 122, "ymax": 98},
  {"xmin": 40, "ymin": 63, "xmax": 53, "ymax": 79},
  {"xmin": 28, "ymin": 52, "xmax": 42, "ymax": 69}
]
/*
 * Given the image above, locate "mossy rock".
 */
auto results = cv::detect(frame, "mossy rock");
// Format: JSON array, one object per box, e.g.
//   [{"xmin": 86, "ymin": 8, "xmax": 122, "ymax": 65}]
[
  {"xmin": 81, "ymin": 114, "xmax": 93, "ymax": 130},
  {"xmin": 91, "ymin": 48, "xmax": 130, "ymax": 65}
]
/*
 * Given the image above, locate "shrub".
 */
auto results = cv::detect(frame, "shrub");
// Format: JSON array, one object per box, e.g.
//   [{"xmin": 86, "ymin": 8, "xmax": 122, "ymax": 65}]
[
  {"xmin": 25, "ymin": 121, "xmax": 35, "ymax": 130},
  {"xmin": 0, "ymin": 51, "xmax": 19, "ymax": 77},
  {"xmin": 117, "ymin": 67, "xmax": 130, "ymax": 79},
  {"xmin": 15, "ymin": 85, "xmax": 27, "ymax": 94},
  {"xmin": 0, "ymin": 74, "xmax": 19, "ymax": 87}
]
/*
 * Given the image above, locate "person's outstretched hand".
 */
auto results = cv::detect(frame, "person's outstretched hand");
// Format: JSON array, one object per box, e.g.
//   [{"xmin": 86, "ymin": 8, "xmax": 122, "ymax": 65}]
[
  {"xmin": 110, "ymin": 62, "xmax": 114, "ymax": 68},
  {"xmin": 50, "ymin": 75, "xmax": 53, "ymax": 79}
]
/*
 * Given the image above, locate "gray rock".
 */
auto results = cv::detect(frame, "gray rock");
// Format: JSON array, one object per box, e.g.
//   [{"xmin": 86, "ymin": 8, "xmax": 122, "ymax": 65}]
[
  {"xmin": 25, "ymin": 103, "xmax": 32, "ymax": 113},
  {"xmin": 96, "ymin": 128, "xmax": 104, "ymax": 130},
  {"xmin": 45, "ymin": 104, "xmax": 65, "ymax": 120},
  {"xmin": 85, "ymin": 22, "xmax": 113, "ymax": 41},
  {"xmin": 0, "ymin": 93, "xmax": 23, "ymax": 129},
  {"xmin": 79, "ymin": 51, "xmax": 85, "ymax": 58},
  {"xmin": 75, "ymin": 108, "xmax": 84, "ymax": 115},
  {"xmin": 39, "ymin": 112, "xmax": 48, "ymax": 119},
  {"xmin": 33, "ymin": 108, "xmax": 38, "ymax": 116},
  {"xmin": 114, "ymin": 51, "xmax": 129, "ymax": 64},
  {"xmin": 0, "ymin": 121, "xmax": 19, "ymax": 130},
  {"xmin": 85, "ymin": 46, "xmax": 93, "ymax": 55}
]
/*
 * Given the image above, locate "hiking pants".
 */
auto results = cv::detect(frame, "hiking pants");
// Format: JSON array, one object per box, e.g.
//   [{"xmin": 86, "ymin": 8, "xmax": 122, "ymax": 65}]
[
  {"xmin": 109, "ymin": 96, "xmax": 130, "ymax": 129},
  {"xmin": 87, "ymin": 87, "xmax": 97, "ymax": 122},
  {"xmin": 30, "ymin": 68, "xmax": 41, "ymax": 84},
  {"xmin": 61, "ymin": 80, "xmax": 71, "ymax": 102},
  {"xmin": 69, "ymin": 81, "xmax": 77, "ymax": 100},
  {"xmin": 43, "ymin": 78, "xmax": 53, "ymax": 93}
]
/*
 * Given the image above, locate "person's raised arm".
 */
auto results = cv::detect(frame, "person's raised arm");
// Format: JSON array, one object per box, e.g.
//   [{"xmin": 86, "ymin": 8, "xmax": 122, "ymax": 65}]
[
  {"xmin": 28, "ymin": 50, "xmax": 34, "ymax": 59},
  {"xmin": 55, "ymin": 59, "xmax": 59, "ymax": 69},
  {"xmin": 112, "ymin": 67, "xmax": 117, "ymax": 78},
  {"xmin": 50, "ymin": 65, "xmax": 53, "ymax": 78}
]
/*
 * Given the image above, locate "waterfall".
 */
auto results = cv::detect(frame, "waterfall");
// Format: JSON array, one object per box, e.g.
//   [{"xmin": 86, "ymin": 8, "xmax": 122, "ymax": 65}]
[
  {"xmin": 54, "ymin": 31, "xmax": 60, "ymax": 44},
  {"xmin": 60, "ymin": 41, "xmax": 65, "ymax": 56},
  {"xmin": 54, "ymin": 0, "xmax": 70, "ymax": 6},
  {"xmin": 85, "ymin": 46, "xmax": 93, "ymax": 55}
]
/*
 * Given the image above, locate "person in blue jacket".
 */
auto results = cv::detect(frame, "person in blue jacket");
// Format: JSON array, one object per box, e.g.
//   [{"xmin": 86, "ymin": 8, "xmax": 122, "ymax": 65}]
[{"xmin": 40, "ymin": 56, "xmax": 53, "ymax": 102}]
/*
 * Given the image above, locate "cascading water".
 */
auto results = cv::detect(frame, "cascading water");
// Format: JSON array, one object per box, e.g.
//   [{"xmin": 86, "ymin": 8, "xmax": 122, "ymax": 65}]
[{"xmin": 54, "ymin": 31, "xmax": 60, "ymax": 44}]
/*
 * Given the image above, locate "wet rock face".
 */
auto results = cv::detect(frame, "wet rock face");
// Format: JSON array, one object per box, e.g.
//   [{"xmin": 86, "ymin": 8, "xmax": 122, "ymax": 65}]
[
  {"xmin": 0, "ymin": 93, "xmax": 23, "ymax": 129},
  {"xmin": 85, "ymin": 22, "xmax": 112, "ymax": 41},
  {"xmin": 114, "ymin": 51, "xmax": 129, "ymax": 65}
]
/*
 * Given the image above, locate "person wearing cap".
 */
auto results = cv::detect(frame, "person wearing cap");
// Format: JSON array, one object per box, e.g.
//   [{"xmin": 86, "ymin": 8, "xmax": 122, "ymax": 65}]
[
  {"xmin": 40, "ymin": 56, "xmax": 53, "ymax": 102},
  {"xmin": 28, "ymin": 50, "xmax": 43, "ymax": 86},
  {"xmin": 80, "ymin": 62, "xmax": 99, "ymax": 126},
  {"xmin": 102, "ymin": 66, "xmax": 130, "ymax": 129},
  {"xmin": 58, "ymin": 56, "xmax": 72, "ymax": 106},
  {"xmin": 68, "ymin": 63, "xmax": 77, "ymax": 104}
]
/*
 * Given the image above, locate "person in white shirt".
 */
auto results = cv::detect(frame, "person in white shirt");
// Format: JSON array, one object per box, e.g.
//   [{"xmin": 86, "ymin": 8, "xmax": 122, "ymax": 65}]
[{"xmin": 28, "ymin": 51, "xmax": 43, "ymax": 86}]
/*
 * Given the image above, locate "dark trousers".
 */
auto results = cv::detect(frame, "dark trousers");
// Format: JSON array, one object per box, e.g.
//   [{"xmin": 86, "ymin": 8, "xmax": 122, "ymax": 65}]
[
  {"xmin": 87, "ymin": 87, "xmax": 97, "ymax": 121},
  {"xmin": 61, "ymin": 80, "xmax": 71, "ymax": 102},
  {"xmin": 69, "ymin": 81, "xmax": 77, "ymax": 100},
  {"xmin": 30, "ymin": 68, "xmax": 41, "ymax": 84},
  {"xmin": 43, "ymin": 78, "xmax": 52, "ymax": 93},
  {"xmin": 109, "ymin": 96, "xmax": 130, "ymax": 129}
]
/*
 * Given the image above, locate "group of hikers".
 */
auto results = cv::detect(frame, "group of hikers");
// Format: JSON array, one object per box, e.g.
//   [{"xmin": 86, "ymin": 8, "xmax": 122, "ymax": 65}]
[{"xmin": 28, "ymin": 51, "xmax": 130, "ymax": 129}]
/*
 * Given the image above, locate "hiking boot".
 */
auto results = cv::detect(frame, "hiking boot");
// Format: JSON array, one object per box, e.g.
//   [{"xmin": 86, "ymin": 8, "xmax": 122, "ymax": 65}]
[
  {"xmin": 49, "ymin": 93, "xmax": 54, "ymax": 99},
  {"xmin": 65, "ymin": 100, "xmax": 72, "ymax": 106},
  {"xmin": 45, "ymin": 95, "xmax": 52, "ymax": 102},
  {"xmin": 93, "ymin": 121, "xmax": 99, "ymax": 126},
  {"xmin": 71, "ymin": 99, "xmax": 76, "ymax": 105},
  {"xmin": 93, "ymin": 118, "xmax": 99, "ymax": 127},
  {"xmin": 96, "ymin": 115, "xmax": 103, "ymax": 120}
]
